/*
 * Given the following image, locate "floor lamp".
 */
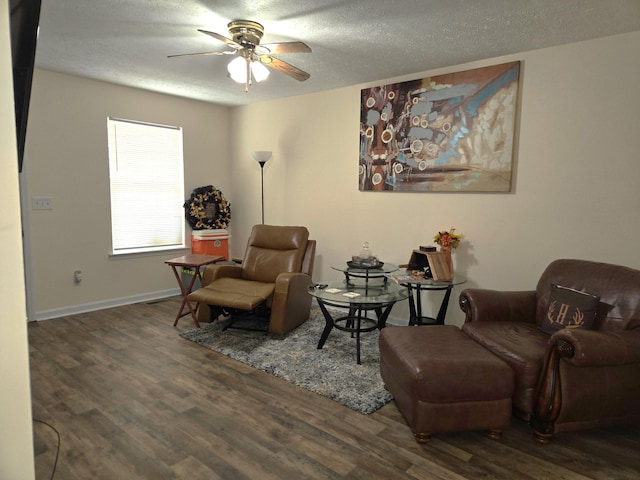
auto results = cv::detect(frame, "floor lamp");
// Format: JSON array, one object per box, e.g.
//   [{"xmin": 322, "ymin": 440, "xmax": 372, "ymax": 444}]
[{"xmin": 252, "ymin": 151, "xmax": 272, "ymax": 224}]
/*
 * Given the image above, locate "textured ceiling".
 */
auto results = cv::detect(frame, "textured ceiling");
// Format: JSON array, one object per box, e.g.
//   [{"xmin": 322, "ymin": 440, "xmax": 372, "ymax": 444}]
[{"xmin": 34, "ymin": 0, "xmax": 640, "ymax": 107}]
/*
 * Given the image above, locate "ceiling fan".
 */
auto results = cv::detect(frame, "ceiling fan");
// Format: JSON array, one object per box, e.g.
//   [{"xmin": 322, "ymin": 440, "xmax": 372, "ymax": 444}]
[{"xmin": 169, "ymin": 20, "xmax": 311, "ymax": 92}]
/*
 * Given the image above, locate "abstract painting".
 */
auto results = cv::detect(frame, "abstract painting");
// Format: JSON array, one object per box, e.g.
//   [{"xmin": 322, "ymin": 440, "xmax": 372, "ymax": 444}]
[{"xmin": 359, "ymin": 61, "xmax": 520, "ymax": 192}]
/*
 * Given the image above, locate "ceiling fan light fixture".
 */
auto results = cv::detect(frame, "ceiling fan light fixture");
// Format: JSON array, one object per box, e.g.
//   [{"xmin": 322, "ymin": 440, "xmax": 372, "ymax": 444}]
[
  {"xmin": 227, "ymin": 56, "xmax": 270, "ymax": 85},
  {"xmin": 172, "ymin": 21, "xmax": 311, "ymax": 88}
]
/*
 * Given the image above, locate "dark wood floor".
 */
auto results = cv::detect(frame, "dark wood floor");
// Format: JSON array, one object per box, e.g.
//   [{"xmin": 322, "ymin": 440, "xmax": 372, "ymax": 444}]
[{"xmin": 29, "ymin": 296, "xmax": 640, "ymax": 480}]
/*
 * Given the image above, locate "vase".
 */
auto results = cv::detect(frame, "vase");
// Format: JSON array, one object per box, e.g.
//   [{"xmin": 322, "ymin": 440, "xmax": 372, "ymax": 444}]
[{"xmin": 440, "ymin": 245, "xmax": 454, "ymax": 275}]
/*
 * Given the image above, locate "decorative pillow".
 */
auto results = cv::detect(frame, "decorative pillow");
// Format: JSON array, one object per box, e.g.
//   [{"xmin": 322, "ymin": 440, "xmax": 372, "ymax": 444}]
[{"xmin": 539, "ymin": 283, "xmax": 600, "ymax": 335}]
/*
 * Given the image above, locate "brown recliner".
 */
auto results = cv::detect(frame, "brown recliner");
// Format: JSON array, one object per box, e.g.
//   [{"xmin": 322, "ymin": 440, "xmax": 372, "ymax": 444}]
[
  {"xmin": 459, "ymin": 259, "xmax": 640, "ymax": 443},
  {"xmin": 188, "ymin": 225, "xmax": 316, "ymax": 335}
]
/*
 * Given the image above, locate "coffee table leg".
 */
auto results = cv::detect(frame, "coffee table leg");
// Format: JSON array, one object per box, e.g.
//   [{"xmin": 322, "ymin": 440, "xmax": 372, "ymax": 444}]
[
  {"xmin": 371, "ymin": 304, "xmax": 395, "ymax": 330},
  {"xmin": 348, "ymin": 306, "xmax": 357, "ymax": 337},
  {"xmin": 435, "ymin": 285, "xmax": 454, "ymax": 325},
  {"xmin": 356, "ymin": 308, "xmax": 362, "ymax": 365},
  {"xmin": 407, "ymin": 284, "xmax": 418, "ymax": 325},
  {"xmin": 316, "ymin": 300, "xmax": 335, "ymax": 349},
  {"xmin": 415, "ymin": 285, "xmax": 424, "ymax": 325}
]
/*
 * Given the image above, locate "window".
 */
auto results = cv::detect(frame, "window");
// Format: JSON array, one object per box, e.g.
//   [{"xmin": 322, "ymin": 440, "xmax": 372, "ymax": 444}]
[{"xmin": 107, "ymin": 117, "xmax": 185, "ymax": 255}]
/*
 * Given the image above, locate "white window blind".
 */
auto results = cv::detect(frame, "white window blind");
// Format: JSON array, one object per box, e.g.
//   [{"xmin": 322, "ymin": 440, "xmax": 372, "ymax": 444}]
[{"xmin": 107, "ymin": 117, "xmax": 185, "ymax": 254}]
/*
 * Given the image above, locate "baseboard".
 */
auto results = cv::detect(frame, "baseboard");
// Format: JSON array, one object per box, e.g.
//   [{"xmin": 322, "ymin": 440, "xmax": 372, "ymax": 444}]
[
  {"xmin": 34, "ymin": 288, "xmax": 181, "ymax": 321},
  {"xmin": 34, "ymin": 289, "xmax": 410, "ymax": 324}
]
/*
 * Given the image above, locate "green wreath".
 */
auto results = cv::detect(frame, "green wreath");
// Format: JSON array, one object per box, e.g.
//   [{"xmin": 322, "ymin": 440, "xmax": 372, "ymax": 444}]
[{"xmin": 184, "ymin": 185, "xmax": 231, "ymax": 230}]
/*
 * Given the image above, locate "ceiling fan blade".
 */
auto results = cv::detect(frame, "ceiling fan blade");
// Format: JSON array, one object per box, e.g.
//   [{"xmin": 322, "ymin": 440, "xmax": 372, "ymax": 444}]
[
  {"xmin": 261, "ymin": 56, "xmax": 310, "ymax": 82},
  {"xmin": 260, "ymin": 41, "xmax": 312, "ymax": 55},
  {"xmin": 168, "ymin": 50, "xmax": 235, "ymax": 59},
  {"xmin": 198, "ymin": 29, "xmax": 243, "ymax": 49}
]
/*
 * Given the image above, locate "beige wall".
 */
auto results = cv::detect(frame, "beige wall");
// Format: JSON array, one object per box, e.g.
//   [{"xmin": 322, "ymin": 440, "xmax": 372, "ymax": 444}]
[
  {"xmin": 24, "ymin": 70, "xmax": 232, "ymax": 318},
  {"xmin": 0, "ymin": 2, "xmax": 35, "ymax": 478},
  {"xmin": 23, "ymin": 30, "xmax": 640, "ymax": 325},
  {"xmin": 230, "ymin": 30, "xmax": 640, "ymax": 326}
]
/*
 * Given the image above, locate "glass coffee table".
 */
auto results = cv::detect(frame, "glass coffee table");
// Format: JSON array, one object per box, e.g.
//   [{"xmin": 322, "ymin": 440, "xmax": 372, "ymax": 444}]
[{"xmin": 308, "ymin": 278, "xmax": 409, "ymax": 364}]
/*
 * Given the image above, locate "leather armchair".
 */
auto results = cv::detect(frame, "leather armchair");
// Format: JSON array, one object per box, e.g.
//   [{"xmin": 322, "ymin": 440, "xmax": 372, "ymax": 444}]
[
  {"xmin": 188, "ymin": 225, "xmax": 316, "ymax": 335},
  {"xmin": 459, "ymin": 259, "xmax": 640, "ymax": 443}
]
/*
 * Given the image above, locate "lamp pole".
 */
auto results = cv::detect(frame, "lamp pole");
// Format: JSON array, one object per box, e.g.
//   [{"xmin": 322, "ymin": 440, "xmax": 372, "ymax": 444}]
[
  {"xmin": 252, "ymin": 151, "xmax": 272, "ymax": 224},
  {"xmin": 259, "ymin": 160, "xmax": 266, "ymax": 224}
]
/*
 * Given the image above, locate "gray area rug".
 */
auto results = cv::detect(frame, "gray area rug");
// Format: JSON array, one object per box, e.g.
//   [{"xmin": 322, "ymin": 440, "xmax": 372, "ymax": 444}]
[{"xmin": 179, "ymin": 306, "xmax": 392, "ymax": 414}]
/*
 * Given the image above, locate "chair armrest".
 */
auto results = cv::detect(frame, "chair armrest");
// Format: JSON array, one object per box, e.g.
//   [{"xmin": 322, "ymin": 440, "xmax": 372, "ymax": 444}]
[
  {"xmin": 269, "ymin": 272, "xmax": 313, "ymax": 335},
  {"xmin": 459, "ymin": 289, "xmax": 537, "ymax": 324},
  {"xmin": 273, "ymin": 272, "xmax": 311, "ymax": 297},
  {"xmin": 201, "ymin": 264, "xmax": 242, "ymax": 286},
  {"xmin": 551, "ymin": 328, "xmax": 640, "ymax": 367},
  {"xmin": 532, "ymin": 327, "xmax": 640, "ymax": 442}
]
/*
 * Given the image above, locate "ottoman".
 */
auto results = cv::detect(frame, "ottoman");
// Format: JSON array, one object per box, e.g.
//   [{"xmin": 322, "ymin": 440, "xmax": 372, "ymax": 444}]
[{"xmin": 379, "ymin": 325, "xmax": 514, "ymax": 443}]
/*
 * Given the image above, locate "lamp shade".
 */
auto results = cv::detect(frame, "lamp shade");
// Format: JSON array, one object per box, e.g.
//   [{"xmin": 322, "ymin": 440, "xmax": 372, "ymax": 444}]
[
  {"xmin": 254, "ymin": 151, "xmax": 272, "ymax": 224},
  {"xmin": 227, "ymin": 56, "xmax": 248, "ymax": 83},
  {"xmin": 251, "ymin": 61, "xmax": 270, "ymax": 82},
  {"xmin": 252, "ymin": 151, "xmax": 272, "ymax": 164},
  {"xmin": 227, "ymin": 57, "xmax": 270, "ymax": 84}
]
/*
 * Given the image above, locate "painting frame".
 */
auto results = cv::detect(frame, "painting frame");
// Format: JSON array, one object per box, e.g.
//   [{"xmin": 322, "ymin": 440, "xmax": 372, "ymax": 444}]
[{"xmin": 359, "ymin": 61, "xmax": 520, "ymax": 192}]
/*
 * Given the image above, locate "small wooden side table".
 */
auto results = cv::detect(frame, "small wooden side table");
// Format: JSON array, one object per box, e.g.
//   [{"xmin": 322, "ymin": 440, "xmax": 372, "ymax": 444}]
[{"xmin": 165, "ymin": 254, "xmax": 223, "ymax": 327}]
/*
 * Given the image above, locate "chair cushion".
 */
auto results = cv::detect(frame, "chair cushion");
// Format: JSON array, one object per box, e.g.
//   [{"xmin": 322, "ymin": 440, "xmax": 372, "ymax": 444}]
[
  {"xmin": 462, "ymin": 321, "xmax": 548, "ymax": 413},
  {"xmin": 539, "ymin": 283, "xmax": 600, "ymax": 334},
  {"xmin": 188, "ymin": 277, "xmax": 275, "ymax": 310}
]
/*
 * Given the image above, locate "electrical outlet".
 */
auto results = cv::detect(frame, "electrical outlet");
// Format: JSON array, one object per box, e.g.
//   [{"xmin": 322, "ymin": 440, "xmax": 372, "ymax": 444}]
[
  {"xmin": 74, "ymin": 270, "xmax": 82, "ymax": 284},
  {"xmin": 32, "ymin": 196, "xmax": 54, "ymax": 210}
]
